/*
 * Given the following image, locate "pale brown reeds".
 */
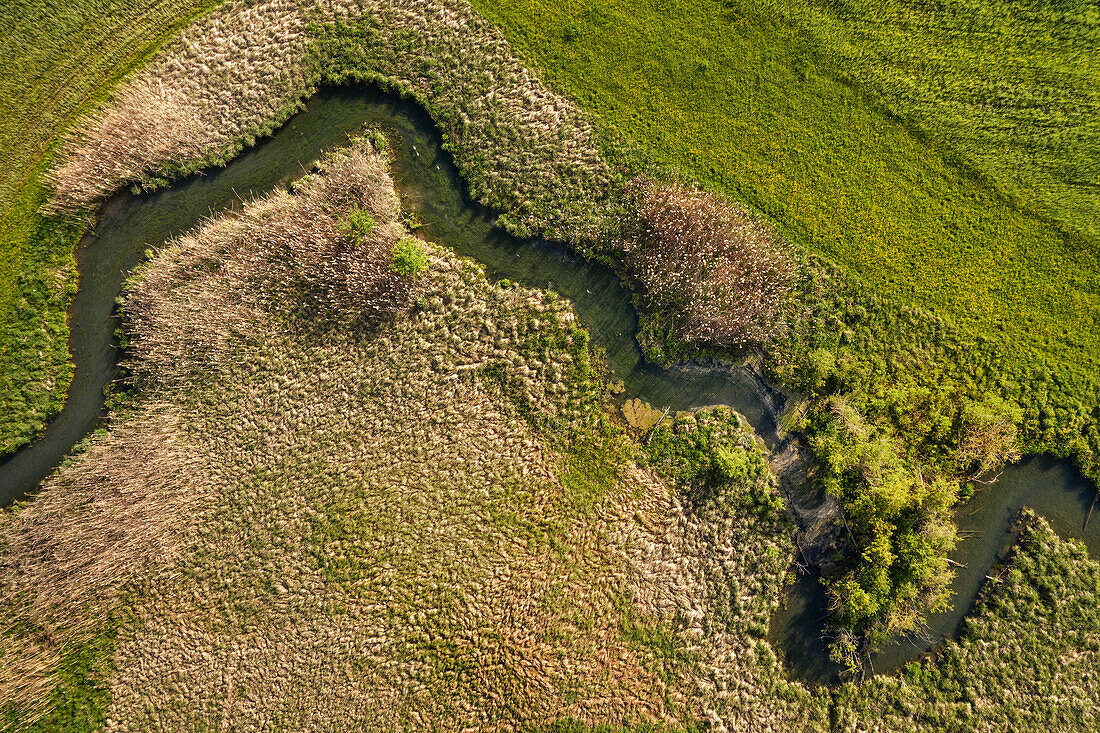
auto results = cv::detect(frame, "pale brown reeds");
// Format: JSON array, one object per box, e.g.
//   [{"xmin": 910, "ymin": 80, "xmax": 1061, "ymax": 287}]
[
  {"xmin": 124, "ymin": 137, "xmax": 409, "ymax": 390},
  {"xmin": 623, "ymin": 177, "xmax": 796, "ymax": 349},
  {"xmin": 47, "ymin": 0, "xmax": 616, "ymax": 245},
  {"xmin": 46, "ymin": 0, "xmax": 317, "ymax": 213},
  {"xmin": 1, "ymin": 136, "xmax": 416, "ymax": 724},
  {"xmin": 0, "ymin": 407, "xmax": 217, "ymax": 722},
  {"xmin": 6, "ymin": 136, "xmax": 827, "ymax": 729}
]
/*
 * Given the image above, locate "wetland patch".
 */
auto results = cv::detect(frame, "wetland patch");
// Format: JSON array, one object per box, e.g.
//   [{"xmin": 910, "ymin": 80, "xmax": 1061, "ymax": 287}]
[{"xmin": 2, "ymin": 84, "xmax": 1096, "ymax": 686}]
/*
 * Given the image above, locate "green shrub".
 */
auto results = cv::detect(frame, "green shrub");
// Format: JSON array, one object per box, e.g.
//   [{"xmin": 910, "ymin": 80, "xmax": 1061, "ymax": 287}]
[
  {"xmin": 341, "ymin": 206, "xmax": 375, "ymax": 243},
  {"xmin": 712, "ymin": 445, "xmax": 754, "ymax": 485},
  {"xmin": 391, "ymin": 237, "xmax": 428, "ymax": 280}
]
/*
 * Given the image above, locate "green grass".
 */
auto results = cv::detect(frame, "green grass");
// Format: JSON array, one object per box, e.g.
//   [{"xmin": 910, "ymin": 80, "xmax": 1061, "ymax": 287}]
[
  {"xmin": 0, "ymin": 0, "xmax": 220, "ymax": 211},
  {"xmin": 466, "ymin": 1, "xmax": 1100, "ymax": 648},
  {"xmin": 0, "ymin": 177, "xmax": 82, "ymax": 452},
  {"xmin": 763, "ymin": 0, "xmax": 1100, "ymax": 244},
  {"xmin": 471, "ymin": 0, "xmax": 1100, "ymax": 388},
  {"xmin": 0, "ymin": 0, "xmax": 222, "ymax": 453},
  {"xmin": 836, "ymin": 511, "xmax": 1100, "ymax": 730}
]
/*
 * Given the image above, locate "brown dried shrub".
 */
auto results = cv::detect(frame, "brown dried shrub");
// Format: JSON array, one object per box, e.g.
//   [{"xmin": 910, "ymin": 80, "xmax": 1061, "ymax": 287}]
[{"xmin": 623, "ymin": 177, "xmax": 795, "ymax": 350}]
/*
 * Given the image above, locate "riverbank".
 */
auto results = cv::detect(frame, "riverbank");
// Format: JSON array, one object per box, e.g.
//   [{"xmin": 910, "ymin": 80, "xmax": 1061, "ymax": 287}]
[
  {"xmin": 6, "ymin": 0, "xmax": 1100, "ymax": 700},
  {"xmin": 3, "ymin": 127, "xmax": 1096, "ymax": 724},
  {"xmin": 0, "ymin": 0, "xmax": 221, "ymax": 456},
  {"xmin": 0, "ymin": 137, "xmax": 826, "ymax": 730}
]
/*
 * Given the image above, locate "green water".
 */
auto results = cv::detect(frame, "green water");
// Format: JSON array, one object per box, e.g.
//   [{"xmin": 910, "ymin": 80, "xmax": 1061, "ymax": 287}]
[{"xmin": 1, "ymin": 85, "xmax": 1095, "ymax": 686}]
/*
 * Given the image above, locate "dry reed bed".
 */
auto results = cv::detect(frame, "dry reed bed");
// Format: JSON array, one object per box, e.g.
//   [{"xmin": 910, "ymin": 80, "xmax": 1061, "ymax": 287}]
[
  {"xmin": 48, "ymin": 0, "xmax": 615, "ymax": 245},
  {"xmin": 47, "ymin": 0, "xmax": 795, "ymax": 354},
  {"xmin": 7, "ymin": 138, "xmax": 824, "ymax": 728},
  {"xmin": 46, "ymin": 0, "xmax": 317, "ymax": 212},
  {"xmin": 0, "ymin": 407, "xmax": 215, "ymax": 721}
]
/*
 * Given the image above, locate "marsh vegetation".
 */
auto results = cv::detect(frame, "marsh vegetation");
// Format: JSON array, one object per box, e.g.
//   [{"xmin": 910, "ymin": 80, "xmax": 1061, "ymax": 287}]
[
  {"xmin": 1, "ymin": 139, "xmax": 824, "ymax": 730},
  {"xmin": 1, "ymin": 0, "xmax": 1099, "ymax": 727},
  {"xmin": 837, "ymin": 512, "xmax": 1100, "ymax": 731}
]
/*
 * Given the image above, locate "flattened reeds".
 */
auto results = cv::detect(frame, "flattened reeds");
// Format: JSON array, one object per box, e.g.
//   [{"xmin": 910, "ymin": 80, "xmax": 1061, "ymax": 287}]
[{"xmin": 7, "ymin": 135, "xmax": 826, "ymax": 729}]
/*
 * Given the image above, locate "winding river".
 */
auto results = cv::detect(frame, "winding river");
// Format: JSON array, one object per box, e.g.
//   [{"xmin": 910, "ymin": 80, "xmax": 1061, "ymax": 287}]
[{"xmin": 1, "ymin": 85, "xmax": 1096, "ymax": 684}]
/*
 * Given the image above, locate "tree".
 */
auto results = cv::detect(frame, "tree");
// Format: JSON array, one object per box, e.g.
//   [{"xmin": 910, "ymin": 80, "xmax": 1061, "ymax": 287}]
[{"xmin": 954, "ymin": 396, "xmax": 1023, "ymax": 482}]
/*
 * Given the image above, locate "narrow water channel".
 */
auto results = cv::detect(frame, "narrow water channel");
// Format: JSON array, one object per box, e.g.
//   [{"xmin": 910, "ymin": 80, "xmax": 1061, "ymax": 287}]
[{"xmin": 0, "ymin": 84, "xmax": 1095, "ymax": 684}]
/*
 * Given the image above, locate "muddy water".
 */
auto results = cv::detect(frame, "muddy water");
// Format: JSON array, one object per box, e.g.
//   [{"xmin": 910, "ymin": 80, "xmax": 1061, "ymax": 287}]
[{"xmin": 0, "ymin": 85, "xmax": 1095, "ymax": 685}]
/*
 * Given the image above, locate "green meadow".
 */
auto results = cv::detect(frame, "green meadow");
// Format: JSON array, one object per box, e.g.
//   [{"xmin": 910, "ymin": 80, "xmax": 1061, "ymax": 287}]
[
  {"xmin": 767, "ymin": 0, "xmax": 1100, "ymax": 243},
  {"xmin": 472, "ymin": 0, "xmax": 1100, "ymax": 385}
]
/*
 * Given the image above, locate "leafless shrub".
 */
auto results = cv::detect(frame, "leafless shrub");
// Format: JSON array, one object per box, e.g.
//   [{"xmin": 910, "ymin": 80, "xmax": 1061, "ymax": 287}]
[{"xmin": 623, "ymin": 177, "xmax": 795, "ymax": 350}]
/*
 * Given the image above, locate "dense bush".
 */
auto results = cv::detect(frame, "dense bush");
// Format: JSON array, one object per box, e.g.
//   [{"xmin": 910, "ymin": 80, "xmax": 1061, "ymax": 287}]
[
  {"xmin": 621, "ymin": 177, "xmax": 794, "ymax": 352},
  {"xmin": 807, "ymin": 398, "xmax": 958, "ymax": 673},
  {"xmin": 772, "ymin": 260, "xmax": 1094, "ymax": 665},
  {"xmin": 341, "ymin": 206, "xmax": 376, "ymax": 242},
  {"xmin": 391, "ymin": 237, "xmax": 428, "ymax": 280},
  {"xmin": 837, "ymin": 512, "xmax": 1100, "ymax": 730}
]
